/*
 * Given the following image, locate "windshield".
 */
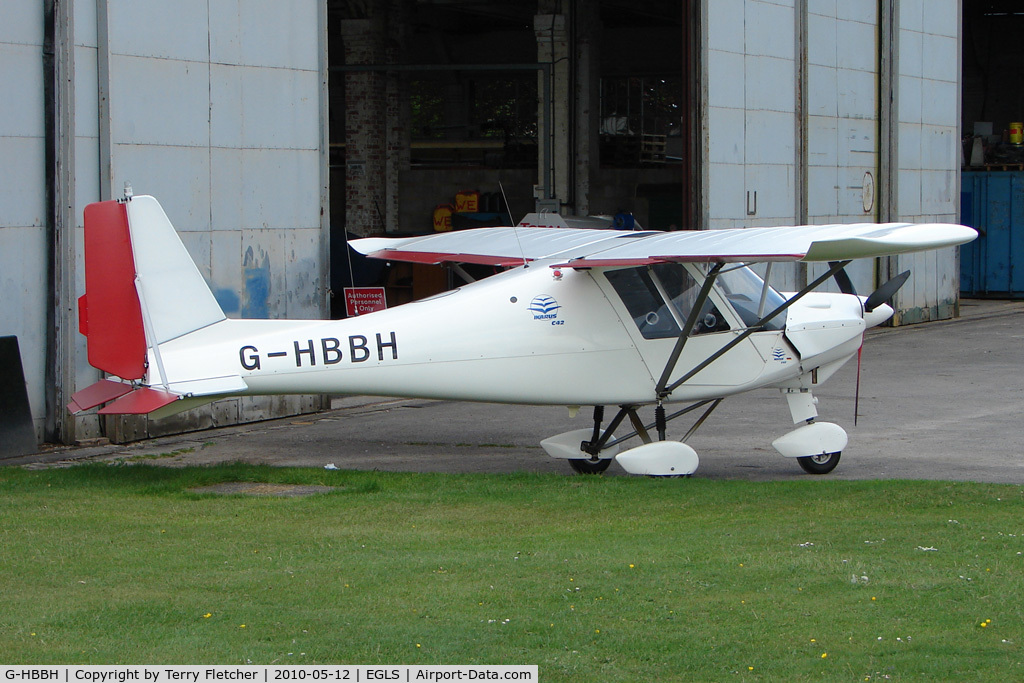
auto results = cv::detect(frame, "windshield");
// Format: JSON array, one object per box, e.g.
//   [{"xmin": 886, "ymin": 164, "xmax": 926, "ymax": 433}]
[{"xmin": 716, "ymin": 265, "xmax": 786, "ymax": 330}]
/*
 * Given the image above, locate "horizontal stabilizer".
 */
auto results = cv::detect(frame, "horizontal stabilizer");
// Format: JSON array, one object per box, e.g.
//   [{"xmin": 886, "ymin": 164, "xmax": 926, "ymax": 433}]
[
  {"xmin": 98, "ymin": 387, "xmax": 180, "ymax": 415},
  {"xmin": 165, "ymin": 375, "xmax": 248, "ymax": 397},
  {"xmin": 67, "ymin": 379, "xmax": 133, "ymax": 414}
]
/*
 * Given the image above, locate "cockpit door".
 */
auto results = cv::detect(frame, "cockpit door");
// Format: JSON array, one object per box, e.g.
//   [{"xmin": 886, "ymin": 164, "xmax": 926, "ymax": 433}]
[{"xmin": 596, "ymin": 263, "xmax": 776, "ymax": 400}]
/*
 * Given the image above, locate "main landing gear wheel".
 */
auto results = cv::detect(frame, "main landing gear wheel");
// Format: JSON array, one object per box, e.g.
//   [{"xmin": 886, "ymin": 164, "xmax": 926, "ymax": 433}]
[
  {"xmin": 568, "ymin": 458, "xmax": 613, "ymax": 475},
  {"xmin": 796, "ymin": 451, "xmax": 841, "ymax": 475}
]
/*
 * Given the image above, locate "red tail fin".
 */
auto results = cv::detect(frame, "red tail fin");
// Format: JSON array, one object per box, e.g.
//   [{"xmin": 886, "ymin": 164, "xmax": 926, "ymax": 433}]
[{"xmin": 80, "ymin": 201, "xmax": 147, "ymax": 380}]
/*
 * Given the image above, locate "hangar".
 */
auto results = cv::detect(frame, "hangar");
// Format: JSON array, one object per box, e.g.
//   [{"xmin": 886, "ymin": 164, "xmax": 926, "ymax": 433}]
[{"xmin": 0, "ymin": 0, "xmax": 977, "ymax": 447}]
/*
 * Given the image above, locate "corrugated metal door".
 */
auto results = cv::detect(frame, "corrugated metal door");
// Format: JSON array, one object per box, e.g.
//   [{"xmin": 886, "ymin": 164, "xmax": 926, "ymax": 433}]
[{"xmin": 961, "ymin": 171, "xmax": 1024, "ymax": 298}]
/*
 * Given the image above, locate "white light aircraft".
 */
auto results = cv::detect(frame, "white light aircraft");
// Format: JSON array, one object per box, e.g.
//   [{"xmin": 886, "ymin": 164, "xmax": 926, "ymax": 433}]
[{"xmin": 69, "ymin": 194, "xmax": 976, "ymax": 476}]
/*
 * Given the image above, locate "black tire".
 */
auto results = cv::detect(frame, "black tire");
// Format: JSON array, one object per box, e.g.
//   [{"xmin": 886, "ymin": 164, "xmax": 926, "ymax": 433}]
[
  {"xmin": 797, "ymin": 451, "xmax": 841, "ymax": 475},
  {"xmin": 568, "ymin": 458, "xmax": 613, "ymax": 475}
]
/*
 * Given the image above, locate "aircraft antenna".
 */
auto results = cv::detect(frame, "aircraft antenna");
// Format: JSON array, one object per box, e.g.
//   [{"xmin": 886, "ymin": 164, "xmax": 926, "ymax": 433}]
[{"xmin": 500, "ymin": 180, "xmax": 528, "ymax": 268}]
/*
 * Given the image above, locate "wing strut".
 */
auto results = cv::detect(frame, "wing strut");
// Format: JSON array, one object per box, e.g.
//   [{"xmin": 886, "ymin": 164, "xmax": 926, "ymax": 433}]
[{"xmin": 657, "ymin": 260, "xmax": 853, "ymax": 400}]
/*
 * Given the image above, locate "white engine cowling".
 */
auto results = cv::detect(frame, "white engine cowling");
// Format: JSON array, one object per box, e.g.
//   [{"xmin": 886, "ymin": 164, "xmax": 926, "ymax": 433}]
[
  {"xmin": 615, "ymin": 441, "xmax": 699, "ymax": 476},
  {"xmin": 771, "ymin": 421, "xmax": 848, "ymax": 458}
]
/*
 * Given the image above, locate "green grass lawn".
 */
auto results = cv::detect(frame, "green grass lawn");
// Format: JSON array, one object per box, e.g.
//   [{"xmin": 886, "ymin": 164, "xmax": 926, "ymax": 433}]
[{"xmin": 0, "ymin": 463, "xmax": 1021, "ymax": 680}]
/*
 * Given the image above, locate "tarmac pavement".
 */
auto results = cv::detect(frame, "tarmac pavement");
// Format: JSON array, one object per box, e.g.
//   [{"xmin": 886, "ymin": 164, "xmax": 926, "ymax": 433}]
[{"xmin": 8, "ymin": 299, "xmax": 1024, "ymax": 483}]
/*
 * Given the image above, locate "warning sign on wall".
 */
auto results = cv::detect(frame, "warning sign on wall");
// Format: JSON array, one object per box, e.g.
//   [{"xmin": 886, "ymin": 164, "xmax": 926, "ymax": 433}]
[{"xmin": 344, "ymin": 287, "xmax": 387, "ymax": 317}]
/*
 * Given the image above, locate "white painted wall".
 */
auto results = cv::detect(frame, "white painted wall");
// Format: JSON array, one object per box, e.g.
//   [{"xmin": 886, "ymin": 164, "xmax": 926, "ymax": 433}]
[
  {"xmin": 101, "ymin": 0, "xmax": 324, "ymax": 320},
  {"xmin": 892, "ymin": 0, "xmax": 960, "ymax": 323},
  {"xmin": 0, "ymin": 1, "xmax": 48, "ymax": 438},
  {"xmin": 1, "ymin": 0, "xmax": 327, "ymax": 443},
  {"xmin": 706, "ymin": 0, "xmax": 962, "ymax": 318},
  {"xmin": 707, "ymin": 0, "xmax": 796, "ymax": 233},
  {"xmin": 804, "ymin": 0, "xmax": 880, "ymax": 295}
]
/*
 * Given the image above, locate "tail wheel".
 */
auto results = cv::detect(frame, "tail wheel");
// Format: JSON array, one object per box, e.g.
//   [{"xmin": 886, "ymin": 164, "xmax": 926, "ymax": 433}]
[
  {"xmin": 568, "ymin": 458, "xmax": 613, "ymax": 475},
  {"xmin": 797, "ymin": 451, "xmax": 841, "ymax": 475}
]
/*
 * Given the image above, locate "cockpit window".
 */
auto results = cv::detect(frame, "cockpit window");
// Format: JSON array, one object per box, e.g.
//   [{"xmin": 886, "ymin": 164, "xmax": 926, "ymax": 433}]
[
  {"xmin": 716, "ymin": 265, "xmax": 786, "ymax": 330},
  {"xmin": 605, "ymin": 263, "xmax": 730, "ymax": 339}
]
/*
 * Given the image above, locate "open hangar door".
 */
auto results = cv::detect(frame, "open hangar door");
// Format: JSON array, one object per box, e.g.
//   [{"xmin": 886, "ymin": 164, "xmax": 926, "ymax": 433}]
[
  {"xmin": 961, "ymin": 0, "xmax": 1024, "ymax": 298},
  {"xmin": 326, "ymin": 0, "xmax": 693, "ymax": 317}
]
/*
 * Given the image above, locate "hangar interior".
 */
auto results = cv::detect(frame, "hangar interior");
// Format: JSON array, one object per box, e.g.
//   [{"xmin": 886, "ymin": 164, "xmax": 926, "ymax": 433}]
[{"xmin": 326, "ymin": 0, "xmax": 690, "ymax": 313}]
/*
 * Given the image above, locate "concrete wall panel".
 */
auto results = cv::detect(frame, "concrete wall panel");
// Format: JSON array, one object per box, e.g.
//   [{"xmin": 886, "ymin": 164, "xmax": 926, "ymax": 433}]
[
  {"xmin": 708, "ymin": 106, "xmax": 744, "ymax": 164},
  {"xmin": 0, "ymin": 136, "xmax": 46, "ymax": 228},
  {"xmin": 210, "ymin": 0, "xmax": 319, "ymax": 71},
  {"xmin": 745, "ymin": 1, "xmax": 795, "ymax": 60},
  {"xmin": 108, "ymin": 0, "xmax": 210, "ymax": 61},
  {"xmin": 923, "ymin": 34, "xmax": 958, "ymax": 84},
  {"xmin": 210, "ymin": 148, "xmax": 320, "ymax": 230},
  {"xmin": 922, "ymin": 80, "xmax": 958, "ymax": 127},
  {"xmin": 707, "ymin": 49, "xmax": 745, "ymax": 110},
  {"xmin": 836, "ymin": 68, "xmax": 876, "ymax": 119},
  {"xmin": 240, "ymin": 228, "xmax": 287, "ymax": 319},
  {"xmin": 0, "ymin": 43, "xmax": 45, "ymax": 137},
  {"xmin": 707, "ymin": 0, "xmax": 745, "ymax": 53},
  {"xmin": 745, "ymin": 163, "xmax": 795, "ymax": 221},
  {"xmin": 74, "ymin": 0, "xmax": 98, "ymax": 47},
  {"xmin": 74, "ymin": 46, "xmax": 100, "ymax": 140},
  {"xmin": 111, "ymin": 144, "xmax": 212, "ymax": 230},
  {"xmin": 807, "ymin": 64, "xmax": 838, "ymax": 116},
  {"xmin": 807, "ymin": 12, "xmax": 836, "ymax": 67},
  {"xmin": 1, "ymin": 0, "xmax": 43, "ymax": 45},
  {"xmin": 836, "ymin": 0, "xmax": 876, "ymax": 25},
  {"xmin": 899, "ymin": 74, "xmax": 923, "ymax": 126},
  {"xmin": 708, "ymin": 163, "xmax": 746, "ymax": 223},
  {"xmin": 285, "ymin": 228, "xmax": 323, "ymax": 318},
  {"xmin": 808, "ymin": 116, "xmax": 838, "ymax": 166},
  {"xmin": 744, "ymin": 56, "xmax": 795, "ymax": 112},
  {"xmin": 210, "ymin": 64, "xmax": 320, "ymax": 149},
  {"xmin": 109, "ymin": 55, "xmax": 210, "ymax": 147},
  {"xmin": 745, "ymin": 109, "xmax": 796, "ymax": 164},
  {"xmin": 210, "ymin": 229, "xmax": 244, "ymax": 316},
  {"xmin": 807, "ymin": 163, "xmax": 839, "ymax": 218}
]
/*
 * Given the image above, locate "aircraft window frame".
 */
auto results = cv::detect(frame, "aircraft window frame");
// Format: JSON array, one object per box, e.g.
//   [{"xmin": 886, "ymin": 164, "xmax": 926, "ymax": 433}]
[
  {"xmin": 715, "ymin": 265, "xmax": 786, "ymax": 331},
  {"xmin": 604, "ymin": 263, "xmax": 731, "ymax": 340}
]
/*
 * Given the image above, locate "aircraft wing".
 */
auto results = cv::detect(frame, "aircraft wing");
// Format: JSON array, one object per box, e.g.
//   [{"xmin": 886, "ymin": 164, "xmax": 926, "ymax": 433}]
[
  {"xmin": 350, "ymin": 222, "xmax": 976, "ymax": 267},
  {"xmin": 349, "ymin": 227, "xmax": 651, "ymax": 266}
]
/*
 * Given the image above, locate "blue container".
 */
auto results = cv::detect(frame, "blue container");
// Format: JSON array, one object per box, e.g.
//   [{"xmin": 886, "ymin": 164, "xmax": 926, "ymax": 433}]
[{"xmin": 960, "ymin": 171, "xmax": 1024, "ymax": 298}]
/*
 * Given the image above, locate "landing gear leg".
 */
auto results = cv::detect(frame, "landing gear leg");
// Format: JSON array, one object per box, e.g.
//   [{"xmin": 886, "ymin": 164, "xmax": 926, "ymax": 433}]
[
  {"xmin": 568, "ymin": 405, "xmax": 616, "ymax": 474},
  {"xmin": 775, "ymin": 387, "xmax": 847, "ymax": 474}
]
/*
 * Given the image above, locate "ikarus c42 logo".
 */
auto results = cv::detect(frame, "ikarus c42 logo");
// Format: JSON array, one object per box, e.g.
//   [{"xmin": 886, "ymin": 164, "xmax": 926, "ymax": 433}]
[{"xmin": 528, "ymin": 295, "xmax": 563, "ymax": 325}]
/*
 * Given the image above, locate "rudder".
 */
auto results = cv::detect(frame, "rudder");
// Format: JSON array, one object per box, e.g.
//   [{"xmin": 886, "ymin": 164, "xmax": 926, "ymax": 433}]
[{"xmin": 80, "ymin": 200, "xmax": 147, "ymax": 380}]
